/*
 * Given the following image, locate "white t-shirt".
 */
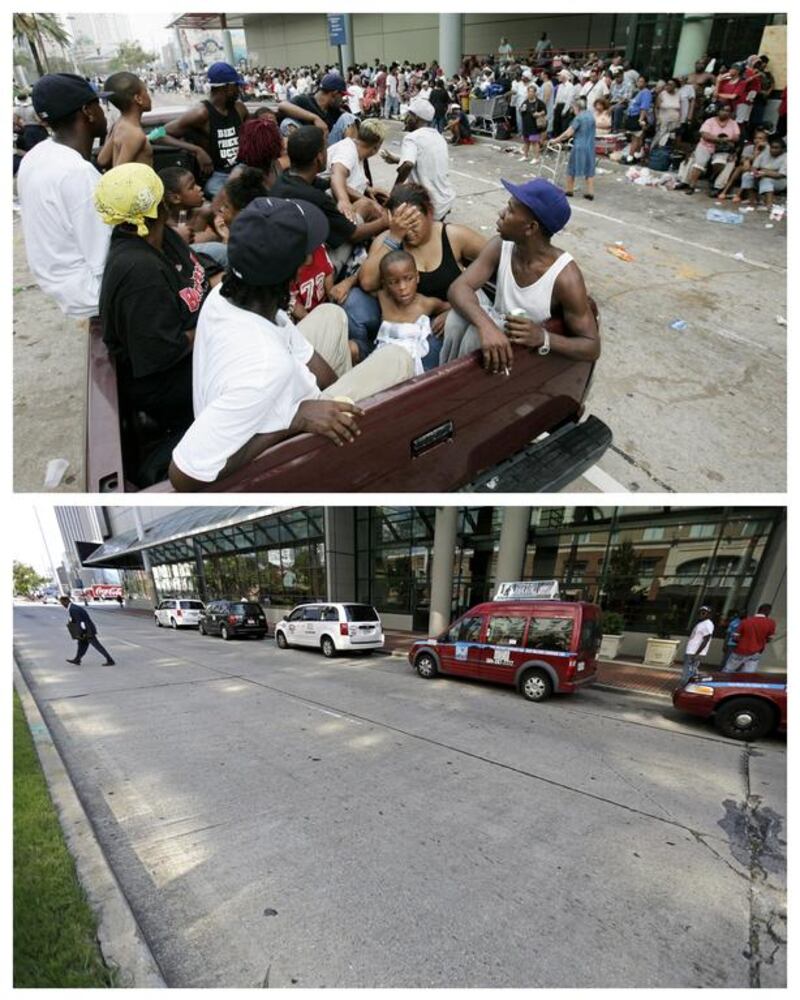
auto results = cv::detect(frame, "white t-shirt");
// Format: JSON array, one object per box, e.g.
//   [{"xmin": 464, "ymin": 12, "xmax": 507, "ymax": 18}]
[
  {"xmin": 399, "ymin": 126, "xmax": 455, "ymax": 220},
  {"xmin": 347, "ymin": 83, "xmax": 364, "ymax": 114},
  {"xmin": 16, "ymin": 138, "xmax": 111, "ymax": 317},
  {"xmin": 386, "ymin": 73, "xmax": 398, "ymax": 98},
  {"xmin": 172, "ymin": 285, "xmax": 320, "ymax": 483},
  {"xmin": 686, "ymin": 619, "xmax": 714, "ymax": 655},
  {"xmin": 326, "ymin": 137, "xmax": 368, "ymax": 195}
]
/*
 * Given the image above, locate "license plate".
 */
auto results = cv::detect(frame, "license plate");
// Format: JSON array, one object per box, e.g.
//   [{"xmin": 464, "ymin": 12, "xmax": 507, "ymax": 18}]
[{"xmin": 246, "ymin": 618, "xmax": 254, "ymax": 624}]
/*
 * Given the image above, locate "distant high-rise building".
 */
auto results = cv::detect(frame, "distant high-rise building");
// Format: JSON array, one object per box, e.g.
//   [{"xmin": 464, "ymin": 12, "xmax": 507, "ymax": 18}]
[
  {"xmin": 54, "ymin": 506, "xmax": 116, "ymax": 587},
  {"xmin": 67, "ymin": 13, "xmax": 134, "ymax": 58}
]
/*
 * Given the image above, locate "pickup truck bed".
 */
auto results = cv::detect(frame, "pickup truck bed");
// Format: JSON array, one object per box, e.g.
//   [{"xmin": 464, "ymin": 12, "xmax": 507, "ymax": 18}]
[{"xmin": 87, "ymin": 315, "xmax": 610, "ymax": 493}]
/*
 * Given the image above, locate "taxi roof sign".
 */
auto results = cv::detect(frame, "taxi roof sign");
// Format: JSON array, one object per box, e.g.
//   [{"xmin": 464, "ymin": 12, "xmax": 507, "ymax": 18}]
[{"xmin": 493, "ymin": 580, "xmax": 560, "ymax": 601}]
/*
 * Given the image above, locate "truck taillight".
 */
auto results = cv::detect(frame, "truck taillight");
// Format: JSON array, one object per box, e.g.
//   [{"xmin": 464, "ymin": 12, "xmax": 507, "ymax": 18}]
[
  {"xmin": 567, "ymin": 657, "xmax": 577, "ymax": 679},
  {"xmin": 339, "ymin": 623, "xmax": 349, "ymax": 636},
  {"xmin": 228, "ymin": 614, "xmax": 238, "ymax": 624}
]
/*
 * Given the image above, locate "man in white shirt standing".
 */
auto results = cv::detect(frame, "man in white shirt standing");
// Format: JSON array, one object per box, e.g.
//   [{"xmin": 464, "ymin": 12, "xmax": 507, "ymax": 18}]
[
  {"xmin": 381, "ymin": 97, "xmax": 455, "ymax": 220},
  {"xmin": 679, "ymin": 605, "xmax": 715, "ymax": 685},
  {"xmin": 17, "ymin": 73, "xmax": 111, "ymax": 319}
]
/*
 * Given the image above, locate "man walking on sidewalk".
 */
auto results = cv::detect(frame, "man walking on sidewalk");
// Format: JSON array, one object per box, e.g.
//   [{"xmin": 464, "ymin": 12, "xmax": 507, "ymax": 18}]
[
  {"xmin": 59, "ymin": 595, "xmax": 115, "ymax": 665},
  {"xmin": 722, "ymin": 604, "xmax": 776, "ymax": 673},
  {"xmin": 679, "ymin": 605, "xmax": 714, "ymax": 685}
]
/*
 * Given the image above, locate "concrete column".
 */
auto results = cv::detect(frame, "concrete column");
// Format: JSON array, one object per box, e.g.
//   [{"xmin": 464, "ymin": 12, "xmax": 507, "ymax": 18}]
[
  {"xmin": 324, "ymin": 507, "xmax": 356, "ymax": 603},
  {"xmin": 747, "ymin": 516, "xmax": 786, "ymax": 669},
  {"xmin": 193, "ymin": 538, "xmax": 208, "ymax": 604},
  {"xmin": 132, "ymin": 508, "xmax": 156, "ymax": 607},
  {"xmin": 494, "ymin": 508, "xmax": 532, "ymax": 586},
  {"xmin": 428, "ymin": 507, "xmax": 459, "ymax": 637},
  {"xmin": 672, "ymin": 14, "xmax": 714, "ymax": 77},
  {"xmin": 340, "ymin": 13, "xmax": 354, "ymax": 73},
  {"xmin": 438, "ymin": 13, "xmax": 463, "ymax": 78},
  {"xmin": 222, "ymin": 30, "xmax": 235, "ymax": 66}
]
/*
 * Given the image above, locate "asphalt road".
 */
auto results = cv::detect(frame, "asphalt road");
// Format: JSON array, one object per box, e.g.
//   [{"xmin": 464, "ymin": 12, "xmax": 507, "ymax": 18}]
[
  {"xmin": 14, "ymin": 604, "xmax": 786, "ymax": 988},
  {"xmin": 13, "ymin": 94, "xmax": 786, "ymax": 492}
]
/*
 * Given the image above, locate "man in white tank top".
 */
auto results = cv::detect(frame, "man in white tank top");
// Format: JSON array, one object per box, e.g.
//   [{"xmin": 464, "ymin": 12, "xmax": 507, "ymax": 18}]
[{"xmin": 443, "ymin": 178, "xmax": 600, "ymax": 373}]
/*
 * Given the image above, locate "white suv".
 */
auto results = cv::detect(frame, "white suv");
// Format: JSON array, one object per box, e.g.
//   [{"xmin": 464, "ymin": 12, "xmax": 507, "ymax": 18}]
[
  {"xmin": 154, "ymin": 598, "xmax": 205, "ymax": 629},
  {"xmin": 275, "ymin": 603, "xmax": 384, "ymax": 657}
]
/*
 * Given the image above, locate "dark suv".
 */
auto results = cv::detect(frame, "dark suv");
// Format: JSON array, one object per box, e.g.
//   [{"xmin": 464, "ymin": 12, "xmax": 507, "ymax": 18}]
[{"xmin": 199, "ymin": 600, "xmax": 269, "ymax": 640}]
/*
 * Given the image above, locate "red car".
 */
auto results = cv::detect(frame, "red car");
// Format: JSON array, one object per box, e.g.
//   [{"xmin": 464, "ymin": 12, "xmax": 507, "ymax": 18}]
[
  {"xmin": 672, "ymin": 672, "xmax": 787, "ymax": 741},
  {"xmin": 408, "ymin": 594, "xmax": 602, "ymax": 702}
]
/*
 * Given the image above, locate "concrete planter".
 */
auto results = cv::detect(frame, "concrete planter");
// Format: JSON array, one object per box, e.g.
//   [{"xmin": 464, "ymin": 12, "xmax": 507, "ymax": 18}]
[
  {"xmin": 599, "ymin": 634, "xmax": 623, "ymax": 659},
  {"xmin": 644, "ymin": 637, "xmax": 680, "ymax": 666}
]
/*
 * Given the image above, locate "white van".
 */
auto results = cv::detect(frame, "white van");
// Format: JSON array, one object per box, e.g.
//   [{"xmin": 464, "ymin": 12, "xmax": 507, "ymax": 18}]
[
  {"xmin": 275, "ymin": 603, "xmax": 384, "ymax": 657},
  {"xmin": 154, "ymin": 598, "xmax": 205, "ymax": 629}
]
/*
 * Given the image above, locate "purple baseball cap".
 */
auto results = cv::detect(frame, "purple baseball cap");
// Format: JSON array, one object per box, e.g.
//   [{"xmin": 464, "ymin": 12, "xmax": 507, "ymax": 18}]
[{"xmin": 501, "ymin": 177, "xmax": 571, "ymax": 234}]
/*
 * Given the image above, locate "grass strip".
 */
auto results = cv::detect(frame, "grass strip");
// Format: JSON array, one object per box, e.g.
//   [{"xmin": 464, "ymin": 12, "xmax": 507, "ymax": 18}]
[{"xmin": 13, "ymin": 689, "xmax": 117, "ymax": 987}]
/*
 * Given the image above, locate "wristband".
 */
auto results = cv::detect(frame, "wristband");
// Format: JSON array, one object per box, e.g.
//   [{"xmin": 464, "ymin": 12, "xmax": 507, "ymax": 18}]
[{"xmin": 383, "ymin": 236, "xmax": 403, "ymax": 250}]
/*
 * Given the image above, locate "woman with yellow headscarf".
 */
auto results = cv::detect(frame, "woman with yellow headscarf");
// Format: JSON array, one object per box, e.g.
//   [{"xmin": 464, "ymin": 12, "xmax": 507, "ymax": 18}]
[{"xmin": 95, "ymin": 163, "xmax": 213, "ymax": 483}]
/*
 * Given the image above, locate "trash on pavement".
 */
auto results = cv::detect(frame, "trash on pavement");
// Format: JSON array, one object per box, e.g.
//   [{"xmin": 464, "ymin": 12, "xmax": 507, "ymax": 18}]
[
  {"xmin": 776, "ymin": 315, "xmax": 787, "ymax": 326},
  {"xmin": 706, "ymin": 208, "xmax": 744, "ymax": 225},
  {"xmin": 606, "ymin": 244, "xmax": 634, "ymax": 262},
  {"xmin": 44, "ymin": 458, "xmax": 69, "ymax": 488},
  {"xmin": 733, "ymin": 251, "xmax": 746, "ymax": 260},
  {"xmin": 765, "ymin": 223, "xmax": 774, "ymax": 229},
  {"xmin": 669, "ymin": 320, "xmax": 689, "ymax": 331},
  {"xmin": 770, "ymin": 204, "xmax": 786, "ymax": 222}
]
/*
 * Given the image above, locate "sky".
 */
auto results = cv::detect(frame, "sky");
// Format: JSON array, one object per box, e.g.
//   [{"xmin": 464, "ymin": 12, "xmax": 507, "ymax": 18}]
[{"xmin": 12, "ymin": 505, "xmax": 66, "ymax": 580}]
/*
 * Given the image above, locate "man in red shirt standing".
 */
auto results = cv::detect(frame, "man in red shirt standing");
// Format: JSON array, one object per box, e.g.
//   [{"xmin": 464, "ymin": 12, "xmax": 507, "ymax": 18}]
[{"xmin": 722, "ymin": 603, "xmax": 776, "ymax": 673}]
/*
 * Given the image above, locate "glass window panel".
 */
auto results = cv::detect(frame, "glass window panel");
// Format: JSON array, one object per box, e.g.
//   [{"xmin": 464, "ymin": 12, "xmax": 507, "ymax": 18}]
[
  {"xmin": 486, "ymin": 615, "xmax": 527, "ymax": 647},
  {"xmin": 527, "ymin": 617, "xmax": 574, "ymax": 652},
  {"xmin": 449, "ymin": 616, "xmax": 483, "ymax": 643}
]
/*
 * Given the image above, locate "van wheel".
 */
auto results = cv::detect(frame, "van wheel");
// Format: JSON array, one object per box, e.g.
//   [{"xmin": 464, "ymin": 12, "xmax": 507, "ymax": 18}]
[
  {"xmin": 220, "ymin": 625, "xmax": 231, "ymax": 641},
  {"xmin": 520, "ymin": 668, "xmax": 553, "ymax": 702},
  {"xmin": 415, "ymin": 652, "xmax": 438, "ymax": 679},
  {"xmin": 199, "ymin": 622, "xmax": 206, "ymax": 635},
  {"xmin": 170, "ymin": 618, "xmax": 177, "ymax": 629},
  {"xmin": 321, "ymin": 635, "xmax": 336, "ymax": 658},
  {"xmin": 276, "ymin": 631, "xmax": 288, "ymax": 649},
  {"xmin": 714, "ymin": 698, "xmax": 775, "ymax": 741}
]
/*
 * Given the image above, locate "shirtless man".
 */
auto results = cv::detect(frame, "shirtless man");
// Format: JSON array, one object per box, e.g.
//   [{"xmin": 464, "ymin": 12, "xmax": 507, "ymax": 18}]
[{"xmin": 97, "ymin": 72, "xmax": 153, "ymax": 168}]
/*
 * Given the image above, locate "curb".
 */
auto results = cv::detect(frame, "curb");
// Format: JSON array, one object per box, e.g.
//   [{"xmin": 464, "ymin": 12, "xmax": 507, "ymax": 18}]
[{"xmin": 13, "ymin": 659, "xmax": 166, "ymax": 988}]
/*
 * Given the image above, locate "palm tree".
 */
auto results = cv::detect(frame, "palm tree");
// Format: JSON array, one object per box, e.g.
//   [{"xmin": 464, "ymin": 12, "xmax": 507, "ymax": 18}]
[{"xmin": 13, "ymin": 13, "xmax": 71, "ymax": 78}]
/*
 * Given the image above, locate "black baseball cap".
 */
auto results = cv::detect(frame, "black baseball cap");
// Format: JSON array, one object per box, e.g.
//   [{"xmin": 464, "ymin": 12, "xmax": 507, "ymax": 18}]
[
  {"xmin": 227, "ymin": 197, "xmax": 330, "ymax": 285},
  {"xmin": 32, "ymin": 72, "xmax": 110, "ymax": 122}
]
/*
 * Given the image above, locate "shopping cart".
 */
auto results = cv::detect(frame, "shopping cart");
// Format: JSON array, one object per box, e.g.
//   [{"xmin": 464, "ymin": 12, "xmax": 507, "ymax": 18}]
[{"xmin": 469, "ymin": 94, "xmax": 510, "ymax": 138}]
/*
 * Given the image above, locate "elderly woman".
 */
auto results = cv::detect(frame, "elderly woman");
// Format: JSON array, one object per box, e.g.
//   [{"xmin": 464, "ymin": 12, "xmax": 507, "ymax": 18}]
[
  {"xmin": 552, "ymin": 97, "xmax": 597, "ymax": 199},
  {"xmin": 341, "ymin": 182, "xmax": 487, "ymax": 362},
  {"xmin": 95, "ymin": 163, "xmax": 214, "ymax": 438}
]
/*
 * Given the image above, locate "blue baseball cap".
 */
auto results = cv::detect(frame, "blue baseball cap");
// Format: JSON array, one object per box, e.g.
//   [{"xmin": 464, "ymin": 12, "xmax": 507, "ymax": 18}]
[
  {"xmin": 32, "ymin": 73, "xmax": 110, "ymax": 122},
  {"xmin": 501, "ymin": 177, "xmax": 571, "ymax": 235},
  {"xmin": 207, "ymin": 62, "xmax": 244, "ymax": 86},
  {"xmin": 320, "ymin": 72, "xmax": 347, "ymax": 93}
]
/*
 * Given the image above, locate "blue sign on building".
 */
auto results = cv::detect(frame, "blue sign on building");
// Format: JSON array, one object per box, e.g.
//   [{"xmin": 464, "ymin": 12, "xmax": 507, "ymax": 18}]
[{"xmin": 327, "ymin": 13, "xmax": 347, "ymax": 47}]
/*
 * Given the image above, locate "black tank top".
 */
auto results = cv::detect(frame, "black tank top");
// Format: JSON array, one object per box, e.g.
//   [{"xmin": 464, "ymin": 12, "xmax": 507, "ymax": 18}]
[
  {"xmin": 417, "ymin": 224, "xmax": 462, "ymax": 300},
  {"xmin": 203, "ymin": 100, "xmax": 242, "ymax": 173}
]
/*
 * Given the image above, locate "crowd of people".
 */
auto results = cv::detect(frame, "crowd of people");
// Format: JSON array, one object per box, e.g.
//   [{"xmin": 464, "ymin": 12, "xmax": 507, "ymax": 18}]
[{"xmin": 15, "ymin": 61, "xmax": 600, "ymax": 492}]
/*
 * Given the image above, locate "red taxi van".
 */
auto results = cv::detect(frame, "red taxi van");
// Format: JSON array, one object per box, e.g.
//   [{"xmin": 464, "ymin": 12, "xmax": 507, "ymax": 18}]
[{"xmin": 408, "ymin": 582, "xmax": 602, "ymax": 702}]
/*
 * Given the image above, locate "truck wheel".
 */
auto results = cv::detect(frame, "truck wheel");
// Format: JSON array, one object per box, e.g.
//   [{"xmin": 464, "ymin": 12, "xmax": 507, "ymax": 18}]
[
  {"xmin": 220, "ymin": 625, "xmax": 231, "ymax": 641},
  {"xmin": 415, "ymin": 652, "xmax": 438, "ymax": 679},
  {"xmin": 520, "ymin": 668, "xmax": 553, "ymax": 702},
  {"xmin": 321, "ymin": 635, "xmax": 336, "ymax": 658},
  {"xmin": 276, "ymin": 631, "xmax": 288, "ymax": 649},
  {"xmin": 714, "ymin": 698, "xmax": 775, "ymax": 741}
]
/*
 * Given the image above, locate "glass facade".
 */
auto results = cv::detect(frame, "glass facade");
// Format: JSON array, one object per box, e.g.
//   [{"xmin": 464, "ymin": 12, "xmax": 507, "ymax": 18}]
[
  {"xmin": 526, "ymin": 507, "xmax": 780, "ymax": 633},
  {"xmin": 108, "ymin": 506, "xmax": 781, "ymax": 640},
  {"xmin": 146, "ymin": 508, "xmax": 326, "ymax": 606}
]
